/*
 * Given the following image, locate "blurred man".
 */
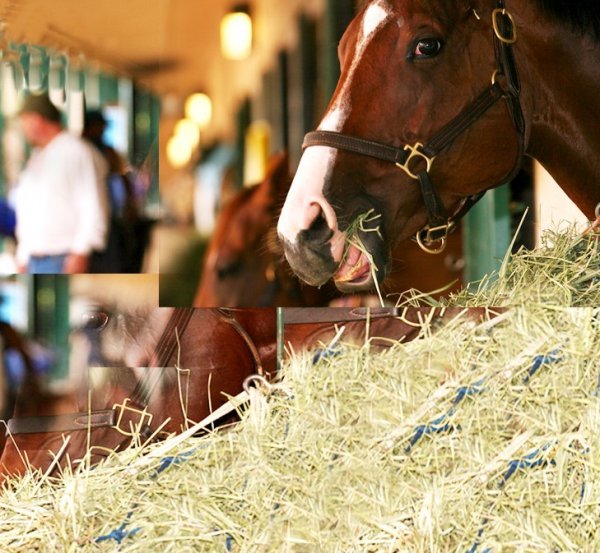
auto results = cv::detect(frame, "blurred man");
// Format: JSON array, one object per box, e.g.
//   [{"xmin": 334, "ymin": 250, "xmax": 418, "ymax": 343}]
[
  {"xmin": 14, "ymin": 93, "xmax": 108, "ymax": 273},
  {"xmin": 83, "ymin": 110, "xmax": 139, "ymax": 272}
]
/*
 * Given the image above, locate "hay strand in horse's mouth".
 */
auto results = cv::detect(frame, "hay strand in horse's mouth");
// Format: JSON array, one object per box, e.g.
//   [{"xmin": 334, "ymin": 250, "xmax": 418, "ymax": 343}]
[{"xmin": 336, "ymin": 209, "xmax": 386, "ymax": 305}]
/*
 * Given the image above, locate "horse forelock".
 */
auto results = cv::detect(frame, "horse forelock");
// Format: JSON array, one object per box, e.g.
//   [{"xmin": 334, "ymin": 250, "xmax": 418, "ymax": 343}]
[{"xmin": 321, "ymin": 0, "xmax": 393, "ymax": 132}]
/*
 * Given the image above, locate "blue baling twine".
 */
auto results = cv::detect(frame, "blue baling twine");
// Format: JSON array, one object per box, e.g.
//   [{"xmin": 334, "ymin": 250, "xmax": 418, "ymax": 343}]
[
  {"xmin": 312, "ymin": 345, "xmax": 343, "ymax": 365},
  {"xmin": 406, "ymin": 378, "xmax": 486, "ymax": 452},
  {"xmin": 405, "ymin": 413, "xmax": 455, "ymax": 452},
  {"xmin": 499, "ymin": 442, "xmax": 556, "ymax": 487},
  {"xmin": 467, "ymin": 350, "xmax": 566, "ymax": 551},
  {"xmin": 523, "ymin": 350, "xmax": 562, "ymax": 384},
  {"xmin": 97, "ymin": 349, "xmax": 569, "ymax": 549},
  {"xmin": 95, "ymin": 509, "xmax": 141, "ymax": 544},
  {"xmin": 95, "ymin": 447, "xmax": 199, "ymax": 543},
  {"xmin": 467, "ymin": 442, "xmax": 556, "ymax": 552},
  {"xmin": 466, "ymin": 521, "xmax": 490, "ymax": 553},
  {"xmin": 453, "ymin": 379, "xmax": 486, "ymax": 405},
  {"xmin": 151, "ymin": 448, "xmax": 197, "ymax": 478}
]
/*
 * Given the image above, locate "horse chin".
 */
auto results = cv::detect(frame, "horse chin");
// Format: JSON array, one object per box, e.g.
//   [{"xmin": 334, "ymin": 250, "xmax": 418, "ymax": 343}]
[{"xmin": 281, "ymin": 237, "xmax": 339, "ymax": 287}]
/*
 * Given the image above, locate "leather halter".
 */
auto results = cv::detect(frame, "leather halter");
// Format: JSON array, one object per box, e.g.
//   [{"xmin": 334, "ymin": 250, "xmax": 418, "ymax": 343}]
[{"xmin": 302, "ymin": 0, "xmax": 525, "ymax": 254}]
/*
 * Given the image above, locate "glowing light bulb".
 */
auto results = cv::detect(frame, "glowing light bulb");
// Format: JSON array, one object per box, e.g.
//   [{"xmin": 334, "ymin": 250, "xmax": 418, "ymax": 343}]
[
  {"xmin": 185, "ymin": 93, "xmax": 212, "ymax": 129},
  {"xmin": 220, "ymin": 11, "xmax": 252, "ymax": 60}
]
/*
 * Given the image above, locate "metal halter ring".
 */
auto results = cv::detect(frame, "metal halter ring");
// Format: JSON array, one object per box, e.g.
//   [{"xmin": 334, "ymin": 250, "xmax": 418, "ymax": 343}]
[
  {"xmin": 492, "ymin": 8, "xmax": 517, "ymax": 44},
  {"xmin": 243, "ymin": 374, "xmax": 273, "ymax": 394},
  {"xmin": 112, "ymin": 398, "xmax": 153, "ymax": 437},
  {"xmin": 396, "ymin": 143, "xmax": 435, "ymax": 180},
  {"xmin": 416, "ymin": 231, "xmax": 448, "ymax": 255}
]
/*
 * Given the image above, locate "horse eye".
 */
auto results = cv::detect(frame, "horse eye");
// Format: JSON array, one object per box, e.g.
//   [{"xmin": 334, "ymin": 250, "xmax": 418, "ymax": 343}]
[
  {"xmin": 217, "ymin": 259, "xmax": 243, "ymax": 281},
  {"xmin": 412, "ymin": 38, "xmax": 443, "ymax": 59},
  {"xmin": 81, "ymin": 310, "xmax": 110, "ymax": 331}
]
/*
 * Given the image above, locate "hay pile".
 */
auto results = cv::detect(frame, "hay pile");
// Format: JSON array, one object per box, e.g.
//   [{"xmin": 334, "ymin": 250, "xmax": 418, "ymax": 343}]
[
  {"xmin": 400, "ymin": 228, "xmax": 600, "ymax": 307},
  {"xmin": 1, "ymin": 307, "xmax": 599, "ymax": 551}
]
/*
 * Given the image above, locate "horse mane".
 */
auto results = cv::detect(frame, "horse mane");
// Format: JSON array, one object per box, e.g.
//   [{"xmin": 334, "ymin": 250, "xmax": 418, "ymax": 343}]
[{"xmin": 534, "ymin": 0, "xmax": 600, "ymax": 40}]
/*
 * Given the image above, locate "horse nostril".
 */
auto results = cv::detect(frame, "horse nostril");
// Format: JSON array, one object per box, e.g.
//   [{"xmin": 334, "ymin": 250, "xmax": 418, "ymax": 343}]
[{"xmin": 300, "ymin": 205, "xmax": 334, "ymax": 245}]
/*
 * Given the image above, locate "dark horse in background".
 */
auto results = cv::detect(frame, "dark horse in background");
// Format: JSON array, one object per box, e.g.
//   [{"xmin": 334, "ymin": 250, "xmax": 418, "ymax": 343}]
[
  {"xmin": 195, "ymin": 153, "xmax": 464, "ymax": 307},
  {"xmin": 0, "ymin": 307, "xmax": 278, "ymax": 485},
  {"xmin": 194, "ymin": 154, "xmax": 338, "ymax": 307},
  {"xmin": 277, "ymin": 0, "xmax": 600, "ymax": 293}
]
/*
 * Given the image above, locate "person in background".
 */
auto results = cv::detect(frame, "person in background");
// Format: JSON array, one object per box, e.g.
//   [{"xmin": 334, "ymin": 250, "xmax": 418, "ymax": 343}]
[
  {"xmin": 82, "ymin": 110, "xmax": 138, "ymax": 272},
  {"xmin": 14, "ymin": 93, "xmax": 109, "ymax": 274}
]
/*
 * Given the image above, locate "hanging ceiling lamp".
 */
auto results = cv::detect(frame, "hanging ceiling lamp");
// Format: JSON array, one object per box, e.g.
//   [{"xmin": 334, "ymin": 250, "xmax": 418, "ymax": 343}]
[
  {"xmin": 220, "ymin": 4, "xmax": 253, "ymax": 60},
  {"xmin": 174, "ymin": 118, "xmax": 201, "ymax": 150},
  {"xmin": 184, "ymin": 92, "xmax": 212, "ymax": 129}
]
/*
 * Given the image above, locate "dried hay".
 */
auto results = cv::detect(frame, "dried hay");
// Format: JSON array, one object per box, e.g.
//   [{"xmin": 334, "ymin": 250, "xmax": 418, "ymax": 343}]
[
  {"xmin": 399, "ymin": 227, "xmax": 600, "ymax": 307},
  {"xmin": 1, "ymin": 307, "xmax": 599, "ymax": 551}
]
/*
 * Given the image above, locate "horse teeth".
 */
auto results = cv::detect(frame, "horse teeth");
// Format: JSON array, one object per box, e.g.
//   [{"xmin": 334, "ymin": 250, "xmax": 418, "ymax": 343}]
[{"xmin": 335, "ymin": 249, "xmax": 371, "ymax": 283}]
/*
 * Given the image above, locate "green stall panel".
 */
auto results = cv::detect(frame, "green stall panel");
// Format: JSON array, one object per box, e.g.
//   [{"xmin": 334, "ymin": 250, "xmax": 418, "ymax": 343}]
[
  {"xmin": 235, "ymin": 98, "xmax": 252, "ymax": 190},
  {"xmin": 133, "ymin": 89, "xmax": 160, "ymax": 207},
  {"xmin": 462, "ymin": 184, "xmax": 511, "ymax": 286},
  {"xmin": 30, "ymin": 275, "xmax": 71, "ymax": 381},
  {"xmin": 98, "ymin": 74, "xmax": 120, "ymax": 105},
  {"xmin": 322, "ymin": 0, "xmax": 355, "ymax": 102}
]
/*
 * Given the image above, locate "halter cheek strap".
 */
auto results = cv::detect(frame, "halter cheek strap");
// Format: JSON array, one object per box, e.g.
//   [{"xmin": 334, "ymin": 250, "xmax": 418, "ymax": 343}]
[{"xmin": 302, "ymin": 0, "xmax": 525, "ymax": 254}]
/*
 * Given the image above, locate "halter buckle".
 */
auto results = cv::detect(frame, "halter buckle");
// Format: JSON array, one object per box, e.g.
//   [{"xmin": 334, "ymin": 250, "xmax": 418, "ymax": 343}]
[
  {"xmin": 492, "ymin": 8, "xmax": 517, "ymax": 44},
  {"xmin": 415, "ymin": 223, "xmax": 453, "ymax": 254},
  {"xmin": 396, "ymin": 143, "xmax": 435, "ymax": 180},
  {"xmin": 112, "ymin": 398, "xmax": 153, "ymax": 437}
]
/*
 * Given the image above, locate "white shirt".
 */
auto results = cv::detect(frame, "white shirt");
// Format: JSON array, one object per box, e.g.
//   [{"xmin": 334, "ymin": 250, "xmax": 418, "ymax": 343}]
[{"xmin": 14, "ymin": 131, "xmax": 109, "ymax": 265}]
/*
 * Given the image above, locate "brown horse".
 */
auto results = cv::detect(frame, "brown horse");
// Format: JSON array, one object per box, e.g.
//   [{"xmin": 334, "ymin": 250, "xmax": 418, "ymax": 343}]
[
  {"xmin": 277, "ymin": 0, "xmax": 600, "ymax": 292},
  {"xmin": 0, "ymin": 307, "xmax": 277, "ymax": 485},
  {"xmin": 196, "ymin": 153, "xmax": 463, "ymax": 306},
  {"xmin": 194, "ymin": 153, "xmax": 338, "ymax": 307}
]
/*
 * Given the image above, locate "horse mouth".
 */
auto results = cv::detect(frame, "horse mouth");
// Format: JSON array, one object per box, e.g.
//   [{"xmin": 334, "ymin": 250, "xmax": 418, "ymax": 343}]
[{"xmin": 333, "ymin": 242, "xmax": 376, "ymax": 291}]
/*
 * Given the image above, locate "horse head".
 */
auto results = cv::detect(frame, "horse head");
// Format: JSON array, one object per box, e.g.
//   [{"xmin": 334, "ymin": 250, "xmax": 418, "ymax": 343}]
[
  {"xmin": 278, "ymin": 0, "xmax": 600, "ymax": 292},
  {"xmin": 195, "ymin": 153, "xmax": 337, "ymax": 306}
]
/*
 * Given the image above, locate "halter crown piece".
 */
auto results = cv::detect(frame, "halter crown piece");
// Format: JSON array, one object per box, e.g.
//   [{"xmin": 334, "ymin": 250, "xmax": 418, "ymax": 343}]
[{"xmin": 302, "ymin": 0, "xmax": 525, "ymax": 253}]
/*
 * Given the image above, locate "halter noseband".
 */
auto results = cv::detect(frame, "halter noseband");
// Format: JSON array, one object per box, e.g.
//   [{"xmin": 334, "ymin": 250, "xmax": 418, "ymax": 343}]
[{"xmin": 302, "ymin": 0, "xmax": 525, "ymax": 254}]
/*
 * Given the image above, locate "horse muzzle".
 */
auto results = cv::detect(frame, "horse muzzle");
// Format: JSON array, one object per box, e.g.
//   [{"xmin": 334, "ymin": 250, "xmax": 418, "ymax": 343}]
[
  {"xmin": 280, "ymin": 217, "xmax": 389, "ymax": 293},
  {"xmin": 280, "ymin": 232, "xmax": 340, "ymax": 287}
]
